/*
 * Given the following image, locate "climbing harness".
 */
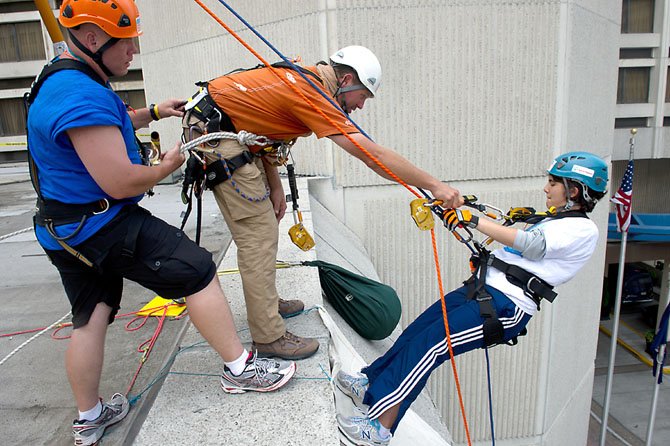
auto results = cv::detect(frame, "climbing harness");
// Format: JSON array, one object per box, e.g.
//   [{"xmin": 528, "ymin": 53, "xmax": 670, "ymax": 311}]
[
  {"xmin": 24, "ymin": 58, "xmax": 160, "ymax": 267},
  {"xmin": 24, "ymin": 59, "xmax": 113, "ymax": 266},
  {"xmin": 410, "ymin": 194, "xmax": 588, "ymax": 444},
  {"xmin": 411, "ymin": 195, "xmax": 592, "ymax": 345},
  {"xmin": 177, "ymin": 130, "xmax": 277, "ymax": 243}
]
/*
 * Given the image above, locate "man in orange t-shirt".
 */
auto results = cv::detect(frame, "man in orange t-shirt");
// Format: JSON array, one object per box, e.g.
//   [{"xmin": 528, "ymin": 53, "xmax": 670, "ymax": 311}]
[{"xmin": 182, "ymin": 46, "xmax": 462, "ymax": 360}]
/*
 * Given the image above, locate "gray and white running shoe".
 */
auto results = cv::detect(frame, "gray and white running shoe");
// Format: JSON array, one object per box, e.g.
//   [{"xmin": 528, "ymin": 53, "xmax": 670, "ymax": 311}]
[
  {"xmin": 72, "ymin": 393, "xmax": 130, "ymax": 446},
  {"xmin": 335, "ymin": 370, "xmax": 369, "ymax": 406},
  {"xmin": 337, "ymin": 414, "xmax": 391, "ymax": 446},
  {"xmin": 221, "ymin": 351, "xmax": 296, "ymax": 394}
]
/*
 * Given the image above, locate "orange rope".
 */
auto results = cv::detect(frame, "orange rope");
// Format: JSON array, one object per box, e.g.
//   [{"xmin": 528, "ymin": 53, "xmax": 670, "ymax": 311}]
[
  {"xmin": 431, "ymin": 228, "xmax": 472, "ymax": 443},
  {"xmin": 192, "ymin": 1, "xmax": 471, "ymax": 442}
]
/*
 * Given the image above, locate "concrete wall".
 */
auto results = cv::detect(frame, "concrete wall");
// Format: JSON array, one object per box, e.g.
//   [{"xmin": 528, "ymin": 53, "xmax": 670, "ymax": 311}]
[{"xmin": 137, "ymin": 1, "xmax": 619, "ymax": 444}]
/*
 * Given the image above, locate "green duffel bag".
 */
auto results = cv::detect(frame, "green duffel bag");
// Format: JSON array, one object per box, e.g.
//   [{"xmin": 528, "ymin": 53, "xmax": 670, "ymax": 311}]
[{"xmin": 304, "ymin": 260, "xmax": 401, "ymax": 340}]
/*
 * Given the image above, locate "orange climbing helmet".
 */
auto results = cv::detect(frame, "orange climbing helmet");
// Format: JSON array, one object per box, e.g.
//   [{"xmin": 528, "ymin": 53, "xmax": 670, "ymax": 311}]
[{"xmin": 59, "ymin": 0, "xmax": 142, "ymax": 38}]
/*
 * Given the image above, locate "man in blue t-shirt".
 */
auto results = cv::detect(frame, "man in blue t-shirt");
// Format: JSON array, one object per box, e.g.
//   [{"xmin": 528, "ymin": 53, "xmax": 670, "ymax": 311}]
[{"xmin": 28, "ymin": 2, "xmax": 296, "ymax": 445}]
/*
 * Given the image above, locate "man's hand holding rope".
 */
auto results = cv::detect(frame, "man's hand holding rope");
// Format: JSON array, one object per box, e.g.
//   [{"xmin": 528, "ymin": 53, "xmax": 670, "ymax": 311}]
[{"xmin": 430, "ymin": 183, "xmax": 464, "ymax": 209}]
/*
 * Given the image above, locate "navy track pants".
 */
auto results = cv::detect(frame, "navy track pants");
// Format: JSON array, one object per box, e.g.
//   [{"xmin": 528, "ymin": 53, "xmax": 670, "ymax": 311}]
[{"xmin": 361, "ymin": 284, "xmax": 532, "ymax": 432}]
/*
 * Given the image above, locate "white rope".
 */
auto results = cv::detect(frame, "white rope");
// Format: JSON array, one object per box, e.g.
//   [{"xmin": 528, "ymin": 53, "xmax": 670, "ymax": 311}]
[
  {"xmin": 0, "ymin": 311, "xmax": 71, "ymax": 366},
  {"xmin": 0, "ymin": 226, "xmax": 34, "ymax": 242},
  {"xmin": 180, "ymin": 130, "xmax": 278, "ymax": 154}
]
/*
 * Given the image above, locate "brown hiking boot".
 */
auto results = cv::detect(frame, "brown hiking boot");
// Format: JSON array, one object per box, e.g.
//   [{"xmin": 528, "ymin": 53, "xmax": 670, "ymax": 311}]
[
  {"xmin": 278, "ymin": 298, "xmax": 305, "ymax": 317},
  {"xmin": 253, "ymin": 331, "xmax": 319, "ymax": 360}
]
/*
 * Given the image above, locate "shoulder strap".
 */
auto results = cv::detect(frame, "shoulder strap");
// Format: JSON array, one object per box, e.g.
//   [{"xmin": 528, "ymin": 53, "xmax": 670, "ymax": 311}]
[
  {"xmin": 269, "ymin": 61, "xmax": 323, "ymax": 83},
  {"xmin": 523, "ymin": 209, "xmax": 588, "ymax": 225},
  {"xmin": 26, "ymin": 58, "xmax": 106, "ymax": 106},
  {"xmin": 24, "ymin": 58, "xmax": 107, "ymax": 200},
  {"xmin": 217, "ymin": 61, "xmax": 323, "ymax": 84}
]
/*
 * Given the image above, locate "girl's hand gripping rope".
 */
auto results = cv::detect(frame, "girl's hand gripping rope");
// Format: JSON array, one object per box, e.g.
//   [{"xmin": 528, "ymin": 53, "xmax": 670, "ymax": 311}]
[{"xmin": 443, "ymin": 209, "xmax": 479, "ymax": 231}]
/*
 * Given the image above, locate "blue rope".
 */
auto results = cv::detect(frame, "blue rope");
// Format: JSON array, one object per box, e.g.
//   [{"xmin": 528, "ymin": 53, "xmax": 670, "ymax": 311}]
[
  {"xmin": 214, "ymin": 0, "xmax": 372, "ymax": 141},
  {"xmin": 484, "ymin": 347, "xmax": 496, "ymax": 446}
]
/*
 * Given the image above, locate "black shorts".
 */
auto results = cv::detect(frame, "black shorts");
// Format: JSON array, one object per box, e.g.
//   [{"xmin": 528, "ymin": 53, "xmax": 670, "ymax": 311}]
[{"xmin": 44, "ymin": 205, "xmax": 216, "ymax": 329}]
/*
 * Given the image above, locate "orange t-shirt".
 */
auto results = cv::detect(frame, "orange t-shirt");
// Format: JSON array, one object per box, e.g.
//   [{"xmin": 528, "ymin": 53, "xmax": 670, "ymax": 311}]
[{"xmin": 206, "ymin": 66, "xmax": 357, "ymax": 141}]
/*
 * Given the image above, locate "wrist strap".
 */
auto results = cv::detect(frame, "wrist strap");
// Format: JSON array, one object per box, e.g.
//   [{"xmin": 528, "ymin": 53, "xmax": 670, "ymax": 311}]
[{"xmin": 149, "ymin": 103, "xmax": 161, "ymax": 121}]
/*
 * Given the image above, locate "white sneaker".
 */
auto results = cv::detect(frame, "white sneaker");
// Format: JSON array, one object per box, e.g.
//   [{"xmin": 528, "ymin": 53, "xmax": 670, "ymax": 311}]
[
  {"xmin": 221, "ymin": 351, "xmax": 296, "ymax": 394},
  {"xmin": 337, "ymin": 414, "xmax": 391, "ymax": 446},
  {"xmin": 335, "ymin": 370, "xmax": 368, "ymax": 406},
  {"xmin": 72, "ymin": 393, "xmax": 130, "ymax": 446}
]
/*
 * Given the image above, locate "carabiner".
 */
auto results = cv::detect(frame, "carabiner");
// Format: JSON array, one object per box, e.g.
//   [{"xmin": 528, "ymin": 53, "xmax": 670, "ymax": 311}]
[
  {"xmin": 462, "ymin": 195, "xmax": 505, "ymax": 221},
  {"xmin": 449, "ymin": 224, "xmax": 474, "ymax": 245},
  {"xmin": 477, "ymin": 203, "xmax": 505, "ymax": 221}
]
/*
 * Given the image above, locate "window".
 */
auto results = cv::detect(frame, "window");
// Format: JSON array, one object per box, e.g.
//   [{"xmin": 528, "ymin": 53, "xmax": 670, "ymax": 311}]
[
  {"xmin": 0, "ymin": 77, "xmax": 34, "ymax": 89},
  {"xmin": 621, "ymin": 0, "xmax": 655, "ymax": 33},
  {"xmin": 666, "ymin": 68, "xmax": 670, "ymax": 102},
  {"xmin": 664, "ymin": 117, "xmax": 670, "ymax": 126},
  {"xmin": 0, "ymin": 2, "xmax": 36, "ymax": 13},
  {"xmin": 0, "ymin": 22, "xmax": 46, "ymax": 62},
  {"xmin": 116, "ymin": 89, "xmax": 146, "ymax": 112},
  {"xmin": 110, "ymin": 69, "xmax": 144, "ymax": 84},
  {"xmin": 0, "ymin": 98, "xmax": 27, "ymax": 136},
  {"xmin": 617, "ymin": 67, "xmax": 650, "ymax": 103},
  {"xmin": 620, "ymin": 48, "xmax": 653, "ymax": 59},
  {"xmin": 615, "ymin": 117, "xmax": 648, "ymax": 128}
]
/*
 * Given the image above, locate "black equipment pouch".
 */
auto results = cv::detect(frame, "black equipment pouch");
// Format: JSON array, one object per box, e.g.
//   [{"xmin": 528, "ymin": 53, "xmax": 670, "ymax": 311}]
[{"xmin": 204, "ymin": 151, "xmax": 254, "ymax": 189}]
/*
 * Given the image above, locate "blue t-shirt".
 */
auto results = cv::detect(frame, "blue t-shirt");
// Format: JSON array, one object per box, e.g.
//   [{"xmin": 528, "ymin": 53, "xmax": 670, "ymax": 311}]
[{"xmin": 28, "ymin": 64, "xmax": 143, "ymax": 250}]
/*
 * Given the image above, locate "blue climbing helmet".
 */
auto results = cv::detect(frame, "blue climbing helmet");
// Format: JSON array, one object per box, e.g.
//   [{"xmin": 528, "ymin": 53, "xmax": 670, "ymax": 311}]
[{"xmin": 548, "ymin": 151, "xmax": 608, "ymax": 209}]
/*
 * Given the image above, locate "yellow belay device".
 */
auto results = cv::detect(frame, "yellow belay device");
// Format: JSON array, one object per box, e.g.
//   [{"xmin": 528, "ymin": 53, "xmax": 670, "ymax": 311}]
[{"xmin": 286, "ymin": 163, "xmax": 314, "ymax": 251}]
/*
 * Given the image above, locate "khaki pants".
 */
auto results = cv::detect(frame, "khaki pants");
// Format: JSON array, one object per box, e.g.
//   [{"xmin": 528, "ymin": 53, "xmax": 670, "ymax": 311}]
[{"xmin": 206, "ymin": 140, "xmax": 285, "ymax": 343}]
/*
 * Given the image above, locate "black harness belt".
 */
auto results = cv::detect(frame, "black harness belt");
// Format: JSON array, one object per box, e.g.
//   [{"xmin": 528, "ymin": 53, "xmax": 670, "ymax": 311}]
[
  {"xmin": 34, "ymin": 198, "xmax": 120, "ymax": 227},
  {"xmin": 487, "ymin": 255, "xmax": 557, "ymax": 306},
  {"xmin": 465, "ymin": 249, "xmax": 556, "ymax": 347}
]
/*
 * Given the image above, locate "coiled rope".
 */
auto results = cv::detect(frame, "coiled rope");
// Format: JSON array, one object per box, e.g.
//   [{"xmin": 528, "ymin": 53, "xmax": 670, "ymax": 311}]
[{"xmin": 179, "ymin": 130, "xmax": 278, "ymax": 154}]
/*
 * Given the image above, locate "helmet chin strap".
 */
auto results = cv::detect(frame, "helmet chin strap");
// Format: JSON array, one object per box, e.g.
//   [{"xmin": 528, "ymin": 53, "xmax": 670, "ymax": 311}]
[
  {"xmin": 68, "ymin": 30, "xmax": 119, "ymax": 78},
  {"xmin": 335, "ymin": 92, "xmax": 350, "ymax": 114},
  {"xmin": 561, "ymin": 178, "xmax": 575, "ymax": 211},
  {"xmin": 334, "ymin": 77, "xmax": 368, "ymax": 113}
]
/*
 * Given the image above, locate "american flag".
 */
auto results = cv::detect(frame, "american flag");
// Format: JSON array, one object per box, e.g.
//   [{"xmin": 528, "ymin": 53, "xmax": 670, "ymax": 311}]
[{"xmin": 611, "ymin": 159, "xmax": 634, "ymax": 232}]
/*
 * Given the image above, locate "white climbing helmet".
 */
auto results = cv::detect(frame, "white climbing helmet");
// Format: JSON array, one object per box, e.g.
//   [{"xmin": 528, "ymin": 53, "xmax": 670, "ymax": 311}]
[{"xmin": 329, "ymin": 45, "xmax": 382, "ymax": 96}]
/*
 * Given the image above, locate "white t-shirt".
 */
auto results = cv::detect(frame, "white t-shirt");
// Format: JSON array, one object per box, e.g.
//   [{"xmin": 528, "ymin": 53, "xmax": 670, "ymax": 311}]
[{"xmin": 485, "ymin": 216, "xmax": 599, "ymax": 315}]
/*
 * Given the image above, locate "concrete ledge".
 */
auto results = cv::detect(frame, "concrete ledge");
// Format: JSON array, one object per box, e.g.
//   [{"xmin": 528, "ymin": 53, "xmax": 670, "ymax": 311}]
[{"xmin": 134, "ymin": 177, "xmax": 339, "ymax": 446}]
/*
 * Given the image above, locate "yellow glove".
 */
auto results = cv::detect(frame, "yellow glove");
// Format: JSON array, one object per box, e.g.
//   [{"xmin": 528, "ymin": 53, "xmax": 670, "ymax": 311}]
[{"xmin": 443, "ymin": 209, "xmax": 479, "ymax": 231}]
